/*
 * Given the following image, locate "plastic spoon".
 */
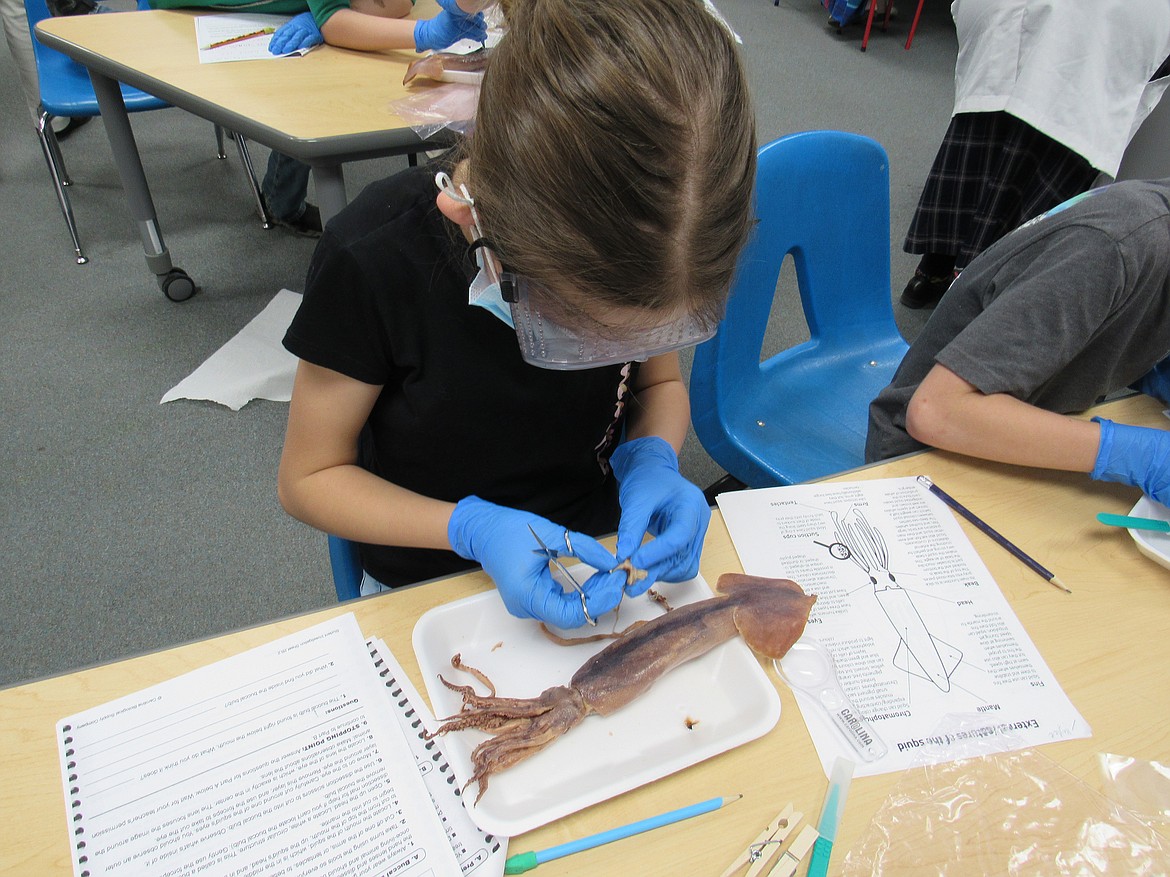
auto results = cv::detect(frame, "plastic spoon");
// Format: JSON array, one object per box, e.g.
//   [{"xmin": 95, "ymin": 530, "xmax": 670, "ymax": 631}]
[{"xmin": 775, "ymin": 638, "xmax": 888, "ymax": 762}]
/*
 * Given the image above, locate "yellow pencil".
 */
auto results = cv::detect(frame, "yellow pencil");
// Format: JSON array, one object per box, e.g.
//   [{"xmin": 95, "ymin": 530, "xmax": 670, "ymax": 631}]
[{"xmin": 205, "ymin": 27, "xmax": 276, "ymax": 50}]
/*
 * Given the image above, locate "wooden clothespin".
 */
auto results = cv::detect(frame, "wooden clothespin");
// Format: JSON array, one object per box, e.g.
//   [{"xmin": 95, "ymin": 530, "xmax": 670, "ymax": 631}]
[
  {"xmin": 719, "ymin": 803, "xmax": 803, "ymax": 877},
  {"xmin": 764, "ymin": 824, "xmax": 819, "ymax": 877}
]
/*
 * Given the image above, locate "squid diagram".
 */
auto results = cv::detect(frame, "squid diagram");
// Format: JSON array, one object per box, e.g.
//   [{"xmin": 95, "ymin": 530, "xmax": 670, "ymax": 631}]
[{"xmin": 828, "ymin": 507, "xmax": 962, "ymax": 693}]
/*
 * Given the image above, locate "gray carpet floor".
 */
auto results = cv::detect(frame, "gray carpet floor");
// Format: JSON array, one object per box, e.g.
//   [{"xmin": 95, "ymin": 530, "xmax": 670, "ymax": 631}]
[{"xmin": 0, "ymin": 0, "xmax": 955, "ymax": 687}]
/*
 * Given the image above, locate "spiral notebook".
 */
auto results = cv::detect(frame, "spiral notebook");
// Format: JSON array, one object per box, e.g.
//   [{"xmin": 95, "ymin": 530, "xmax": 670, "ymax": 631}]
[
  {"xmin": 55, "ymin": 613, "xmax": 506, "ymax": 877},
  {"xmin": 366, "ymin": 636, "xmax": 504, "ymax": 873}
]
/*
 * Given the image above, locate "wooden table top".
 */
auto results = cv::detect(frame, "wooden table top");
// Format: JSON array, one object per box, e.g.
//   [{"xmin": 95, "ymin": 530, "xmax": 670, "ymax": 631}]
[
  {"xmin": 37, "ymin": 4, "xmax": 451, "ymax": 154},
  {"xmin": 3, "ymin": 394, "xmax": 1168, "ymax": 875}
]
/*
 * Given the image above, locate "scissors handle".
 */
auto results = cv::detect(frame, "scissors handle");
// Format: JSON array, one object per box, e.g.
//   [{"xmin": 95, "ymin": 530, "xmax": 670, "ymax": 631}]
[{"xmin": 528, "ymin": 524, "xmax": 596, "ymax": 626}]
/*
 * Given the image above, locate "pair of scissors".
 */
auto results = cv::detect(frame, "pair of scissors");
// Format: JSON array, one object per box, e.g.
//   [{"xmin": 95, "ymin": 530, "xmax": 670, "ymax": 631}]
[{"xmin": 528, "ymin": 524, "xmax": 596, "ymax": 626}]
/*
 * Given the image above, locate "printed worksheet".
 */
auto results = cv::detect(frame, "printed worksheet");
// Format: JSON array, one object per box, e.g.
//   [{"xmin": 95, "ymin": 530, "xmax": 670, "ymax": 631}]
[
  {"xmin": 195, "ymin": 14, "xmax": 317, "ymax": 64},
  {"xmin": 56, "ymin": 613, "xmax": 461, "ymax": 877},
  {"xmin": 718, "ymin": 477, "xmax": 1090, "ymax": 778}
]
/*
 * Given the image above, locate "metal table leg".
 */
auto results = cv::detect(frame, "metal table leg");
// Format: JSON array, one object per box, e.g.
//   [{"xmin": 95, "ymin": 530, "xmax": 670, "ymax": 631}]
[
  {"xmin": 312, "ymin": 162, "xmax": 348, "ymax": 227},
  {"xmin": 88, "ymin": 71, "xmax": 197, "ymax": 301}
]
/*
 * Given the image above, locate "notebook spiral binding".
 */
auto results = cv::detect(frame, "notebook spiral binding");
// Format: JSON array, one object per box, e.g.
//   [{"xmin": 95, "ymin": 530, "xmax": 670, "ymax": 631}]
[
  {"xmin": 368, "ymin": 645, "xmax": 501, "ymax": 857},
  {"xmin": 60, "ymin": 723, "xmax": 93, "ymax": 876}
]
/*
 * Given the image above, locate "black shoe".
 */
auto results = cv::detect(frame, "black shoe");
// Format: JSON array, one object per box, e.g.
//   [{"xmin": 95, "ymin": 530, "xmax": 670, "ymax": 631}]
[
  {"xmin": 270, "ymin": 202, "xmax": 322, "ymax": 238},
  {"xmin": 899, "ymin": 270, "xmax": 953, "ymax": 309},
  {"xmin": 47, "ymin": 0, "xmax": 99, "ymax": 15}
]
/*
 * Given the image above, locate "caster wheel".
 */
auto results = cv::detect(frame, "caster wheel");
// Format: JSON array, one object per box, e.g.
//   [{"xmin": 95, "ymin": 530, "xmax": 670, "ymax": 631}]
[{"xmin": 160, "ymin": 269, "xmax": 197, "ymax": 302}]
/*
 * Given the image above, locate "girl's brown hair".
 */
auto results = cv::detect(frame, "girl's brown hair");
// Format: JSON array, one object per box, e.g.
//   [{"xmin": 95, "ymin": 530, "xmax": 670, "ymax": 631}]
[{"xmin": 468, "ymin": 0, "xmax": 756, "ymax": 336}]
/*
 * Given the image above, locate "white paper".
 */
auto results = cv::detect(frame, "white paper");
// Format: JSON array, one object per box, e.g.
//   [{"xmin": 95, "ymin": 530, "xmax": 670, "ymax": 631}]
[
  {"xmin": 161, "ymin": 289, "xmax": 300, "ymax": 410},
  {"xmin": 717, "ymin": 477, "xmax": 1091, "ymax": 779},
  {"xmin": 56, "ymin": 613, "xmax": 461, "ymax": 877},
  {"xmin": 368, "ymin": 638, "xmax": 508, "ymax": 876},
  {"xmin": 195, "ymin": 14, "xmax": 317, "ymax": 64}
]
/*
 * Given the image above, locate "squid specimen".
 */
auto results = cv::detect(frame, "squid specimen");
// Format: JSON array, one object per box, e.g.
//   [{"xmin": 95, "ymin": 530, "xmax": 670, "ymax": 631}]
[
  {"xmin": 427, "ymin": 573, "xmax": 816, "ymax": 800},
  {"xmin": 402, "ymin": 47, "xmax": 491, "ymax": 86}
]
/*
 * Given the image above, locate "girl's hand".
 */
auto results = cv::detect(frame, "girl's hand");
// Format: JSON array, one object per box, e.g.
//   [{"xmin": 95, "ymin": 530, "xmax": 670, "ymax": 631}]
[
  {"xmin": 448, "ymin": 497, "xmax": 625, "ymax": 627},
  {"xmin": 269, "ymin": 12, "xmax": 323, "ymax": 54},
  {"xmin": 1091, "ymin": 418, "xmax": 1170, "ymax": 507},
  {"xmin": 436, "ymin": 0, "xmax": 488, "ymax": 19},
  {"xmin": 413, "ymin": 9, "xmax": 486, "ymax": 52},
  {"xmin": 610, "ymin": 436, "xmax": 711, "ymax": 593}
]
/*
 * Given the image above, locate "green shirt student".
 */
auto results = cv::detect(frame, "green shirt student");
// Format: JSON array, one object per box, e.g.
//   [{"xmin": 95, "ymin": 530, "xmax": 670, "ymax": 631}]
[{"xmin": 148, "ymin": 0, "xmax": 484, "ymax": 53}]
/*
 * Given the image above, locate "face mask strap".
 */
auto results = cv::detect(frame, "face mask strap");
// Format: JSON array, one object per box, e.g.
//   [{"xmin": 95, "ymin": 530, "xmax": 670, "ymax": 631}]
[
  {"xmin": 467, "ymin": 238, "xmax": 518, "ymax": 303},
  {"xmin": 437, "ymin": 171, "xmax": 520, "ymax": 301},
  {"xmin": 434, "ymin": 171, "xmax": 472, "ymax": 206}
]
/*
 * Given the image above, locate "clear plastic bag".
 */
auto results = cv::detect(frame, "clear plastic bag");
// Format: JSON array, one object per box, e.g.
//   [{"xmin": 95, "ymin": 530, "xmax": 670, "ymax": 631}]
[
  {"xmin": 842, "ymin": 718, "xmax": 1170, "ymax": 875},
  {"xmin": 1100, "ymin": 753, "xmax": 1170, "ymax": 834},
  {"xmin": 389, "ymin": 82, "xmax": 479, "ymax": 141}
]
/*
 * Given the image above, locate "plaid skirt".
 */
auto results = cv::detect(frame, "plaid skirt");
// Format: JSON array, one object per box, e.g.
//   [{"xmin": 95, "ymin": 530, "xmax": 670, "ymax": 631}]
[{"xmin": 904, "ymin": 112, "xmax": 1099, "ymax": 270}]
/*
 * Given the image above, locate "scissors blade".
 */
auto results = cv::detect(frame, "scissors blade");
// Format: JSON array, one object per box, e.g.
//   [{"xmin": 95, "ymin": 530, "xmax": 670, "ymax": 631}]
[
  {"xmin": 527, "ymin": 524, "xmax": 583, "ymax": 592},
  {"xmin": 528, "ymin": 524, "xmax": 555, "ymax": 555},
  {"xmin": 528, "ymin": 524, "xmax": 596, "ymax": 627}
]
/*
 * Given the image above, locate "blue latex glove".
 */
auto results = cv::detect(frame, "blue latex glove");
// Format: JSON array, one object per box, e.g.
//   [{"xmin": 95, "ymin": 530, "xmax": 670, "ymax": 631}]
[
  {"xmin": 436, "ymin": 0, "xmax": 481, "ymax": 18},
  {"xmin": 269, "ymin": 12, "xmax": 323, "ymax": 55},
  {"xmin": 610, "ymin": 436, "xmax": 711, "ymax": 597},
  {"xmin": 1090, "ymin": 417, "xmax": 1170, "ymax": 507},
  {"xmin": 448, "ymin": 496, "xmax": 627, "ymax": 627},
  {"xmin": 1129, "ymin": 355, "xmax": 1170, "ymax": 406},
  {"xmin": 413, "ymin": 9, "xmax": 486, "ymax": 52}
]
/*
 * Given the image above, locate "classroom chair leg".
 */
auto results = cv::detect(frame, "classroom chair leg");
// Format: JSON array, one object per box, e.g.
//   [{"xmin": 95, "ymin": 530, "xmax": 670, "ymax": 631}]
[
  {"xmin": 905, "ymin": 0, "xmax": 925, "ymax": 48},
  {"xmin": 35, "ymin": 110, "xmax": 87, "ymax": 265},
  {"xmin": 860, "ymin": 0, "xmax": 877, "ymax": 50},
  {"xmin": 861, "ymin": 0, "xmax": 895, "ymax": 51},
  {"xmin": 232, "ymin": 134, "xmax": 273, "ymax": 229}
]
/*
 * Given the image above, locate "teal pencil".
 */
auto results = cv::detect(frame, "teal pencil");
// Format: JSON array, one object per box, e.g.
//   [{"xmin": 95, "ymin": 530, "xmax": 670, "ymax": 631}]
[{"xmin": 503, "ymin": 794, "xmax": 742, "ymax": 874}]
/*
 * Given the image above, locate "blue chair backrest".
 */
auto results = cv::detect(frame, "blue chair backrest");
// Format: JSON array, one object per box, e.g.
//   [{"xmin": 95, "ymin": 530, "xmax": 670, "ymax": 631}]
[
  {"xmin": 26, "ymin": 0, "xmax": 166, "ymax": 117},
  {"xmin": 25, "ymin": 0, "xmax": 88, "ymax": 112},
  {"xmin": 328, "ymin": 535, "xmax": 363, "ymax": 601},
  {"xmin": 691, "ymin": 130, "xmax": 908, "ymax": 486},
  {"xmin": 716, "ymin": 130, "xmax": 894, "ymax": 375}
]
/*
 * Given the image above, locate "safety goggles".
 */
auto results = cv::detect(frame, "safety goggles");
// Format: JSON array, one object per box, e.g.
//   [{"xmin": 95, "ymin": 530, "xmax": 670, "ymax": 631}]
[
  {"xmin": 437, "ymin": 171, "xmax": 716, "ymax": 370},
  {"xmin": 505, "ymin": 270, "xmax": 717, "ymax": 370}
]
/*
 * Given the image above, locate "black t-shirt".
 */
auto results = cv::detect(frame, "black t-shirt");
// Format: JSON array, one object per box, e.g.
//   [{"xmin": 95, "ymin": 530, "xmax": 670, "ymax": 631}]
[{"xmin": 284, "ymin": 165, "xmax": 632, "ymax": 586}]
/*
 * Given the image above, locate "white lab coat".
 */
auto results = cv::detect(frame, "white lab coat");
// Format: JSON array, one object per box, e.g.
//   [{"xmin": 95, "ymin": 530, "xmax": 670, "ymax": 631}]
[{"xmin": 950, "ymin": 0, "xmax": 1170, "ymax": 177}]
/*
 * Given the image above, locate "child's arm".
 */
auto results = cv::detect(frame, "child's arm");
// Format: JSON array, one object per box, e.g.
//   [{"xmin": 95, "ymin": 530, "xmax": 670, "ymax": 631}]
[
  {"xmin": 623, "ymin": 352, "xmax": 690, "ymax": 451},
  {"xmin": 905, "ymin": 363, "xmax": 1101, "ymax": 471},
  {"xmin": 908, "ymin": 362, "xmax": 1170, "ymax": 506},
  {"xmin": 319, "ymin": 4, "xmax": 485, "ymax": 52},
  {"xmin": 319, "ymin": 8, "xmax": 417, "ymax": 50},
  {"xmin": 277, "ymin": 361, "xmax": 456, "ymax": 549},
  {"xmin": 279, "ymin": 360, "xmax": 626, "ymax": 625},
  {"xmin": 348, "ymin": 0, "xmax": 413, "ymax": 19}
]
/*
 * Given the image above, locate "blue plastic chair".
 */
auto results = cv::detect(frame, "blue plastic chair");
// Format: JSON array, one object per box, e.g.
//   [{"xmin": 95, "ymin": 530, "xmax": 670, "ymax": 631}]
[
  {"xmin": 690, "ymin": 131, "xmax": 909, "ymax": 488},
  {"xmin": 328, "ymin": 534, "xmax": 363, "ymax": 601},
  {"xmin": 26, "ymin": 0, "xmax": 270, "ymax": 264}
]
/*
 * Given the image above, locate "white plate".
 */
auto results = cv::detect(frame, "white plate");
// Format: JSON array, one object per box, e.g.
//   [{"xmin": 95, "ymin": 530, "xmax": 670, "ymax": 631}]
[
  {"xmin": 412, "ymin": 574, "xmax": 781, "ymax": 838},
  {"xmin": 1126, "ymin": 496, "xmax": 1170, "ymax": 569}
]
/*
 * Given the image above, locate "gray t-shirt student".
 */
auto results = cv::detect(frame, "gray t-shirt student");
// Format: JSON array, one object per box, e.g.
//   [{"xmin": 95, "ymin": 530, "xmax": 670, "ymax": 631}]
[{"xmin": 866, "ymin": 178, "xmax": 1170, "ymax": 463}]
